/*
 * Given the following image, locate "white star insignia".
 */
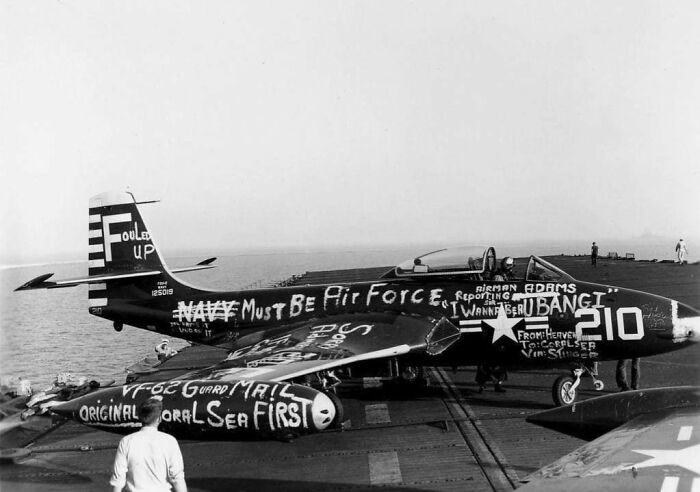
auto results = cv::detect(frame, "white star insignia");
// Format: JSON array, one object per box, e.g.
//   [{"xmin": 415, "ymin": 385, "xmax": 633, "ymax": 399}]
[
  {"xmin": 484, "ymin": 306, "xmax": 522, "ymax": 344},
  {"xmin": 630, "ymin": 443, "xmax": 700, "ymax": 475}
]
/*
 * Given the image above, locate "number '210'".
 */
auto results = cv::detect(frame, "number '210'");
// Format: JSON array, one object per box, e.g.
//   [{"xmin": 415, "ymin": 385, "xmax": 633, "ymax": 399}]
[{"xmin": 575, "ymin": 307, "xmax": 644, "ymax": 341}]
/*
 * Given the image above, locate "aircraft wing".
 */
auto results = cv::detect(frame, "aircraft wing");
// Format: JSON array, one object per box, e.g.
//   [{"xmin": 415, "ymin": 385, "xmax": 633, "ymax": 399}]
[
  {"xmin": 520, "ymin": 386, "xmax": 700, "ymax": 492},
  {"xmin": 177, "ymin": 312, "xmax": 461, "ymax": 382}
]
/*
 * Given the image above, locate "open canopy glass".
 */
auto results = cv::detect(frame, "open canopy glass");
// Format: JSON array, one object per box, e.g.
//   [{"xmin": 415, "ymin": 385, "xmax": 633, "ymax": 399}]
[{"xmin": 392, "ymin": 246, "xmax": 497, "ymax": 278}]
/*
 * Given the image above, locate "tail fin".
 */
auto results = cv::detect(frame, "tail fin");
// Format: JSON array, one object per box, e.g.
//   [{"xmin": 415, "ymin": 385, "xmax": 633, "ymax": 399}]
[
  {"xmin": 87, "ymin": 190, "xmax": 174, "ymax": 308},
  {"xmin": 88, "ymin": 191, "xmax": 164, "ymax": 276},
  {"xmin": 16, "ymin": 191, "xmax": 214, "ymax": 312}
]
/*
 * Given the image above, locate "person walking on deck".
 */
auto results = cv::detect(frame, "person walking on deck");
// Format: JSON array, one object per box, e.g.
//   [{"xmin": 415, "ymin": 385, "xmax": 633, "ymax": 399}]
[
  {"xmin": 591, "ymin": 242, "xmax": 599, "ymax": 267},
  {"xmin": 110, "ymin": 396, "xmax": 187, "ymax": 492},
  {"xmin": 676, "ymin": 239, "xmax": 688, "ymax": 265}
]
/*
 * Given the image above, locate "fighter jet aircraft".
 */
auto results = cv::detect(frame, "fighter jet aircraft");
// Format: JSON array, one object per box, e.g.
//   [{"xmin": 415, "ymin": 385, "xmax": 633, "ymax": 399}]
[
  {"xmin": 521, "ymin": 386, "xmax": 700, "ymax": 491},
  {"xmin": 16, "ymin": 190, "xmax": 699, "ymax": 432}
]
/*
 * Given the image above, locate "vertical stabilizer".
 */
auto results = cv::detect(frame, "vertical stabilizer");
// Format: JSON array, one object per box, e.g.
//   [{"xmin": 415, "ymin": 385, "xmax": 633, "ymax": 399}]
[
  {"xmin": 15, "ymin": 191, "xmax": 208, "ymax": 333},
  {"xmin": 87, "ymin": 191, "xmax": 184, "ymax": 309},
  {"xmin": 88, "ymin": 191, "xmax": 164, "ymax": 276}
]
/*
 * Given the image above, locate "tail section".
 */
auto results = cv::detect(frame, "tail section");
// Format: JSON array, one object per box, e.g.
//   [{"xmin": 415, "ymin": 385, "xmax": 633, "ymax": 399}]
[
  {"xmin": 87, "ymin": 191, "xmax": 171, "ymax": 309},
  {"xmin": 88, "ymin": 191, "xmax": 163, "ymax": 277},
  {"xmin": 86, "ymin": 191, "xmax": 215, "ymax": 313},
  {"xmin": 16, "ymin": 191, "xmax": 214, "ymax": 327}
]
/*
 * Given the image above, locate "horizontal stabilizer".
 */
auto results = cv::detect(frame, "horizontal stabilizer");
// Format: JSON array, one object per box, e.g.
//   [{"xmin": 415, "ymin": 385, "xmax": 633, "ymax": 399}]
[
  {"xmin": 14, "ymin": 273, "xmax": 57, "ymax": 291},
  {"xmin": 170, "ymin": 257, "xmax": 217, "ymax": 274},
  {"xmin": 15, "ymin": 271, "xmax": 162, "ymax": 291},
  {"xmin": 16, "ymin": 257, "xmax": 216, "ymax": 291}
]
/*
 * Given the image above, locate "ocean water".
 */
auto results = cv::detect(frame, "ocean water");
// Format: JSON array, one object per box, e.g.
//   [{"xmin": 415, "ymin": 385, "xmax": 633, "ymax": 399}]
[
  {"xmin": 0, "ymin": 247, "xmax": 426, "ymax": 389},
  {"xmin": 0, "ymin": 239, "xmax": 688, "ymax": 389}
]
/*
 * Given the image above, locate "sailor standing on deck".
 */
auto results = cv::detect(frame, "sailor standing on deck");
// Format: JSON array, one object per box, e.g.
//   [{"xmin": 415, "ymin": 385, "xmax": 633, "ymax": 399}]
[
  {"xmin": 616, "ymin": 358, "xmax": 641, "ymax": 391},
  {"xmin": 676, "ymin": 239, "xmax": 688, "ymax": 265},
  {"xmin": 475, "ymin": 364, "xmax": 507, "ymax": 393},
  {"xmin": 591, "ymin": 242, "xmax": 599, "ymax": 267},
  {"xmin": 110, "ymin": 396, "xmax": 187, "ymax": 492}
]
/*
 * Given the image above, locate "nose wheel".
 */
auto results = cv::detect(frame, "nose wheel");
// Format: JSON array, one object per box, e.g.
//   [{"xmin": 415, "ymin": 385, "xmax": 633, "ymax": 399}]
[
  {"xmin": 552, "ymin": 374, "xmax": 578, "ymax": 406},
  {"xmin": 552, "ymin": 363, "xmax": 604, "ymax": 406}
]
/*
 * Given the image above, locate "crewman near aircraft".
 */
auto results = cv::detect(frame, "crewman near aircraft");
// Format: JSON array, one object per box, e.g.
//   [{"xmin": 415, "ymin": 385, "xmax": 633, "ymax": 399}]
[
  {"xmin": 14, "ymin": 377, "xmax": 32, "ymax": 397},
  {"xmin": 475, "ymin": 364, "xmax": 507, "ymax": 393},
  {"xmin": 493, "ymin": 257, "xmax": 515, "ymax": 281},
  {"xmin": 110, "ymin": 396, "xmax": 187, "ymax": 492},
  {"xmin": 616, "ymin": 358, "xmax": 640, "ymax": 391},
  {"xmin": 155, "ymin": 339, "xmax": 177, "ymax": 361}
]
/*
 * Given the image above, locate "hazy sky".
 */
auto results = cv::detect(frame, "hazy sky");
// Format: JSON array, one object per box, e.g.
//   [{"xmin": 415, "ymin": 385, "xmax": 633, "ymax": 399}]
[{"xmin": 1, "ymin": 1, "xmax": 698, "ymax": 264}]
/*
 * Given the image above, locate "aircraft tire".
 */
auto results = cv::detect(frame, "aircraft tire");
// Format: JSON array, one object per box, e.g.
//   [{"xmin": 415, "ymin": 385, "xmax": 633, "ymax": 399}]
[{"xmin": 552, "ymin": 375, "xmax": 577, "ymax": 406}]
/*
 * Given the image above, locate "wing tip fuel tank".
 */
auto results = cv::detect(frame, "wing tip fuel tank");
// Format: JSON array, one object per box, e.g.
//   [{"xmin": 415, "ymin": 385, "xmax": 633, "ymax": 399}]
[{"xmin": 51, "ymin": 379, "xmax": 341, "ymax": 440}]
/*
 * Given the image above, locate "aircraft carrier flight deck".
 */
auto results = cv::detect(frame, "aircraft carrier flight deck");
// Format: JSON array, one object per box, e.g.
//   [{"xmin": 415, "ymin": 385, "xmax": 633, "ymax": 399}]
[{"xmin": 1, "ymin": 256, "xmax": 698, "ymax": 491}]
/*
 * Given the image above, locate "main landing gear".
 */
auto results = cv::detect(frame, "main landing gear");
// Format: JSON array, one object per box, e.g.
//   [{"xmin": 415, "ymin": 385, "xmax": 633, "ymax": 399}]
[{"xmin": 552, "ymin": 363, "xmax": 604, "ymax": 406}]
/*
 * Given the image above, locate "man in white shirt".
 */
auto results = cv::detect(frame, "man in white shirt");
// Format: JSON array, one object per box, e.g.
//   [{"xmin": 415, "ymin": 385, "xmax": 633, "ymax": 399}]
[
  {"xmin": 110, "ymin": 396, "xmax": 187, "ymax": 492},
  {"xmin": 676, "ymin": 238, "xmax": 688, "ymax": 265}
]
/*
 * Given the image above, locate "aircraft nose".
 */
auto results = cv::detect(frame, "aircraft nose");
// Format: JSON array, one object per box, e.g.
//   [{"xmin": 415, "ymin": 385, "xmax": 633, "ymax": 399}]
[
  {"xmin": 310, "ymin": 392, "xmax": 339, "ymax": 431},
  {"xmin": 672, "ymin": 302, "xmax": 700, "ymax": 343},
  {"xmin": 49, "ymin": 397, "xmax": 83, "ymax": 419}
]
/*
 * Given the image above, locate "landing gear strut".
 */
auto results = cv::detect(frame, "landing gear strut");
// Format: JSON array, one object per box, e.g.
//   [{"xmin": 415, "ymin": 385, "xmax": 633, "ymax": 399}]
[{"xmin": 552, "ymin": 363, "xmax": 604, "ymax": 406}]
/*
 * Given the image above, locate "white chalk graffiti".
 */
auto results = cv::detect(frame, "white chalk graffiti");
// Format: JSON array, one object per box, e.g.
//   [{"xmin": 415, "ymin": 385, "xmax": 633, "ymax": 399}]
[
  {"xmin": 174, "ymin": 300, "xmax": 240, "ymax": 322},
  {"xmin": 81, "ymin": 381, "xmax": 318, "ymax": 432},
  {"xmin": 100, "ymin": 214, "xmax": 154, "ymax": 262},
  {"xmin": 227, "ymin": 323, "xmax": 375, "ymax": 362},
  {"xmin": 79, "ymin": 402, "xmax": 138, "ymax": 426}
]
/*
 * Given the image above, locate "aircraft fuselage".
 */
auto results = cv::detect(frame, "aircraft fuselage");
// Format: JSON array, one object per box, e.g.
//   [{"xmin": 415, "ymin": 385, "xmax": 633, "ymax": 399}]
[{"xmin": 92, "ymin": 276, "xmax": 697, "ymax": 367}]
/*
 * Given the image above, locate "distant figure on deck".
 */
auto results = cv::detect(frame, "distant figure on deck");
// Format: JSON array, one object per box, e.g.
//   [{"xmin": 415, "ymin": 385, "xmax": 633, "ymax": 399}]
[
  {"xmin": 155, "ymin": 339, "xmax": 177, "ymax": 362},
  {"xmin": 676, "ymin": 239, "xmax": 688, "ymax": 265},
  {"xmin": 616, "ymin": 358, "xmax": 640, "ymax": 391},
  {"xmin": 591, "ymin": 242, "xmax": 599, "ymax": 267},
  {"xmin": 493, "ymin": 257, "xmax": 515, "ymax": 281},
  {"xmin": 110, "ymin": 396, "xmax": 187, "ymax": 492},
  {"xmin": 15, "ymin": 377, "xmax": 32, "ymax": 397}
]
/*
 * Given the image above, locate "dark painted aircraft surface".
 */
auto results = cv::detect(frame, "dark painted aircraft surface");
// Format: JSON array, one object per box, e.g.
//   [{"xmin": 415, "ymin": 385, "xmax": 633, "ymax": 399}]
[
  {"xmin": 48, "ymin": 379, "xmax": 338, "ymax": 441},
  {"xmin": 521, "ymin": 386, "xmax": 700, "ymax": 491},
  {"xmin": 15, "ymin": 191, "xmax": 700, "ymax": 438}
]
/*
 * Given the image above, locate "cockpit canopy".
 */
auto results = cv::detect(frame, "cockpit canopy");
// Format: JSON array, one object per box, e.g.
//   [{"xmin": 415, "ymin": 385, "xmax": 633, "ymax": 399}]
[
  {"xmin": 385, "ymin": 246, "xmax": 574, "ymax": 283},
  {"xmin": 390, "ymin": 246, "xmax": 497, "ymax": 279},
  {"xmin": 524, "ymin": 256, "xmax": 573, "ymax": 282}
]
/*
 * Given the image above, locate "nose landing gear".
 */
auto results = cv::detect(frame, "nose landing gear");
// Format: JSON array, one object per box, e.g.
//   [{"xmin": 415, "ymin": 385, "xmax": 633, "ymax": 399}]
[{"xmin": 552, "ymin": 363, "xmax": 604, "ymax": 406}]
